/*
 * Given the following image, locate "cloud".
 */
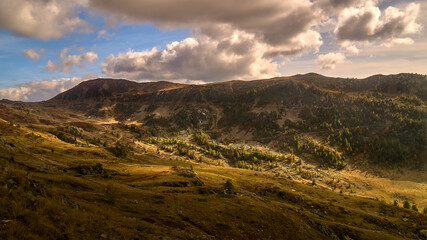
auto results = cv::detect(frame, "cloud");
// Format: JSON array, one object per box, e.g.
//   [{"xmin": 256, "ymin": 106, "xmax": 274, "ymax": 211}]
[
  {"xmin": 44, "ymin": 60, "xmax": 57, "ymax": 72},
  {"xmin": 317, "ymin": 52, "xmax": 346, "ymax": 69},
  {"xmin": 21, "ymin": 48, "xmax": 45, "ymax": 60},
  {"xmin": 45, "ymin": 48, "xmax": 99, "ymax": 73},
  {"xmin": 102, "ymin": 29, "xmax": 281, "ymax": 82},
  {"xmin": 317, "ymin": 0, "xmax": 371, "ymax": 14},
  {"xmin": 0, "ymin": 0, "xmax": 423, "ymax": 86},
  {"xmin": 90, "ymin": 0, "xmax": 325, "ymax": 82},
  {"xmin": 0, "ymin": 74, "xmax": 98, "ymax": 102},
  {"xmin": 89, "ymin": 0, "xmax": 323, "ymax": 58},
  {"xmin": 0, "ymin": 0, "xmax": 92, "ymax": 40},
  {"xmin": 383, "ymin": 37, "xmax": 414, "ymax": 47},
  {"xmin": 97, "ymin": 29, "xmax": 112, "ymax": 40},
  {"xmin": 342, "ymin": 43, "xmax": 360, "ymax": 55},
  {"xmin": 335, "ymin": 2, "xmax": 422, "ymax": 43}
]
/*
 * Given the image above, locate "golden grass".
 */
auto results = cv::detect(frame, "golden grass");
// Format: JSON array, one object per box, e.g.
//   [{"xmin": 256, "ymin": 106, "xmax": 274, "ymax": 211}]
[{"xmin": 0, "ymin": 114, "xmax": 426, "ymax": 239}]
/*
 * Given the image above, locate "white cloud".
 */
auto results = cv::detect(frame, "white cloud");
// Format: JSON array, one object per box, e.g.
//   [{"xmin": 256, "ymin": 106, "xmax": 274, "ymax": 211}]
[
  {"xmin": 317, "ymin": 52, "xmax": 346, "ymax": 69},
  {"xmin": 342, "ymin": 43, "xmax": 360, "ymax": 55},
  {"xmin": 383, "ymin": 37, "xmax": 414, "ymax": 47},
  {"xmin": 0, "ymin": 0, "xmax": 91, "ymax": 40},
  {"xmin": 97, "ymin": 29, "xmax": 111, "ymax": 40},
  {"xmin": 45, "ymin": 48, "xmax": 99, "ymax": 73},
  {"xmin": 0, "ymin": 0, "xmax": 423, "ymax": 89},
  {"xmin": 90, "ymin": 0, "xmax": 422, "ymax": 82},
  {"xmin": 0, "ymin": 74, "xmax": 98, "ymax": 102},
  {"xmin": 44, "ymin": 60, "xmax": 57, "ymax": 72},
  {"xmin": 21, "ymin": 48, "xmax": 44, "ymax": 60},
  {"xmin": 102, "ymin": 29, "xmax": 282, "ymax": 82},
  {"xmin": 101, "ymin": 21, "xmax": 322, "ymax": 82},
  {"xmin": 335, "ymin": 2, "xmax": 422, "ymax": 44}
]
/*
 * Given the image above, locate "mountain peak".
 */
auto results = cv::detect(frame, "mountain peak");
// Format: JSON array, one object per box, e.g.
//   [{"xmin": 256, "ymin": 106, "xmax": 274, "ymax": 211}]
[{"xmin": 50, "ymin": 78, "xmax": 185, "ymax": 101}]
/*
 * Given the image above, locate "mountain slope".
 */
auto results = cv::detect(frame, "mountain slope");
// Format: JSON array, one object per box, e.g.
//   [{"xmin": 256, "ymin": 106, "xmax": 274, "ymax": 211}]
[
  {"xmin": 51, "ymin": 78, "xmax": 186, "ymax": 101},
  {"xmin": 43, "ymin": 73, "xmax": 427, "ymax": 169},
  {"xmin": 0, "ymin": 116, "xmax": 426, "ymax": 239},
  {"xmin": 0, "ymin": 73, "xmax": 426, "ymax": 239}
]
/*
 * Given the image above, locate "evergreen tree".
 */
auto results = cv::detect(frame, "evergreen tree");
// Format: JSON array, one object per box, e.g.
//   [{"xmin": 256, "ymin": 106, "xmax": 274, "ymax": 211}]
[
  {"xmin": 403, "ymin": 201, "xmax": 410, "ymax": 209},
  {"xmin": 223, "ymin": 180, "xmax": 235, "ymax": 195},
  {"xmin": 411, "ymin": 204, "xmax": 418, "ymax": 212}
]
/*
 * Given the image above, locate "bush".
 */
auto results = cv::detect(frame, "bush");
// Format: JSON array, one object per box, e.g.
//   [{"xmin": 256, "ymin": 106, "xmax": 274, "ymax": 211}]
[
  {"xmin": 111, "ymin": 143, "xmax": 131, "ymax": 157},
  {"xmin": 423, "ymin": 207, "xmax": 427, "ymax": 215},
  {"xmin": 411, "ymin": 204, "xmax": 418, "ymax": 212},
  {"xmin": 403, "ymin": 201, "xmax": 410, "ymax": 209},
  {"xmin": 223, "ymin": 180, "xmax": 235, "ymax": 195}
]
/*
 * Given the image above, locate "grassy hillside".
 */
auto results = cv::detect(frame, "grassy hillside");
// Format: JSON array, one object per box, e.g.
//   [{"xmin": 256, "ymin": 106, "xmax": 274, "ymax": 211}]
[
  {"xmin": 0, "ymin": 117, "xmax": 426, "ymax": 239},
  {"xmin": 0, "ymin": 73, "xmax": 426, "ymax": 239}
]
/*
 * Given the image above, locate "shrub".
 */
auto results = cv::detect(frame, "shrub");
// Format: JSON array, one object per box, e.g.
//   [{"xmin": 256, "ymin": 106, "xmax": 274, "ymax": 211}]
[
  {"xmin": 403, "ymin": 201, "xmax": 410, "ymax": 209},
  {"xmin": 223, "ymin": 180, "xmax": 235, "ymax": 195},
  {"xmin": 111, "ymin": 143, "xmax": 131, "ymax": 157},
  {"xmin": 411, "ymin": 204, "xmax": 418, "ymax": 212}
]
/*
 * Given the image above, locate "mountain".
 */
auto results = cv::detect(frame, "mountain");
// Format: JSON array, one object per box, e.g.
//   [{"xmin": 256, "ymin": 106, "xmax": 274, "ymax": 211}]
[
  {"xmin": 51, "ymin": 78, "xmax": 186, "ymax": 101},
  {"xmin": 45, "ymin": 73, "xmax": 427, "ymax": 168},
  {"xmin": 50, "ymin": 73, "xmax": 427, "ymax": 103},
  {"xmin": 0, "ymin": 73, "xmax": 426, "ymax": 239}
]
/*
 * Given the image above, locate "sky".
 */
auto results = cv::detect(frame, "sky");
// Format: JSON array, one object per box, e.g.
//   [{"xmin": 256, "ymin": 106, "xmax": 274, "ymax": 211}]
[{"xmin": 0, "ymin": 0, "xmax": 426, "ymax": 101}]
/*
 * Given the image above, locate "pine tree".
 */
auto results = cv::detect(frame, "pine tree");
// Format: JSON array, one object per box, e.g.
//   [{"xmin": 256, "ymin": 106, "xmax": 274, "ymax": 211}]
[
  {"xmin": 223, "ymin": 180, "xmax": 235, "ymax": 195},
  {"xmin": 411, "ymin": 204, "xmax": 418, "ymax": 212},
  {"xmin": 403, "ymin": 201, "xmax": 410, "ymax": 209}
]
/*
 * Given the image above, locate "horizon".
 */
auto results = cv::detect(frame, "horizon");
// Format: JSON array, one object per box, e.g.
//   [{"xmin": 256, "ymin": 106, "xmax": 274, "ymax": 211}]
[{"xmin": 2, "ymin": 72, "xmax": 426, "ymax": 103}]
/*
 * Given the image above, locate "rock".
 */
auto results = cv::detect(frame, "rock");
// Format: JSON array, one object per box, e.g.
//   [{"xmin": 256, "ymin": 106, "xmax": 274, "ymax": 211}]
[{"xmin": 192, "ymin": 177, "xmax": 204, "ymax": 186}]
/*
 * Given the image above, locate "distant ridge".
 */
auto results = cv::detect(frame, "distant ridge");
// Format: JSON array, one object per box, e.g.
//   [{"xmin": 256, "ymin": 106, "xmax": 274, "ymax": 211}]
[
  {"xmin": 51, "ymin": 78, "xmax": 185, "ymax": 101},
  {"xmin": 50, "ymin": 73, "xmax": 427, "ymax": 102}
]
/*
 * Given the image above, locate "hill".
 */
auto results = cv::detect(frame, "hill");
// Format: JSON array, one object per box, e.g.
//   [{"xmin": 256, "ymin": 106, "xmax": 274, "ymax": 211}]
[
  {"xmin": 0, "ymin": 73, "xmax": 426, "ymax": 239},
  {"xmin": 45, "ymin": 73, "xmax": 427, "ymax": 169}
]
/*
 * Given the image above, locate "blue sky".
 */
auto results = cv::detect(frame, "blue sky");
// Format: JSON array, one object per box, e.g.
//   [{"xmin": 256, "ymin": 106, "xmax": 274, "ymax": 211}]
[
  {"xmin": 0, "ymin": 24, "xmax": 190, "ymax": 89},
  {"xmin": 0, "ymin": 0, "xmax": 426, "ymax": 101}
]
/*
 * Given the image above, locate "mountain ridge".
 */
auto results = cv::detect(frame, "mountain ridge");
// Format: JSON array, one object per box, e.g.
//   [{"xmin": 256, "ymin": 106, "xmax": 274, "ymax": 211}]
[{"xmin": 47, "ymin": 73, "xmax": 427, "ymax": 103}]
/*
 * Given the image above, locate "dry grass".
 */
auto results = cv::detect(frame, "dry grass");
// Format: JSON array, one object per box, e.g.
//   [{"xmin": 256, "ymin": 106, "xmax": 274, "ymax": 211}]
[{"xmin": 0, "ymin": 111, "xmax": 426, "ymax": 239}]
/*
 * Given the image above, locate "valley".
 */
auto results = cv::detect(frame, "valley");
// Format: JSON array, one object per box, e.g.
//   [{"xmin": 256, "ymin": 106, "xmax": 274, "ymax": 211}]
[{"xmin": 0, "ymin": 73, "xmax": 426, "ymax": 239}]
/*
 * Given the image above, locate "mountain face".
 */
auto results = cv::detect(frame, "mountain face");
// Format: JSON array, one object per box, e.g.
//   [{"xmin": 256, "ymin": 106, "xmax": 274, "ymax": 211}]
[
  {"xmin": 46, "ymin": 73, "xmax": 427, "ymax": 169},
  {"xmin": 51, "ymin": 78, "xmax": 185, "ymax": 101},
  {"xmin": 0, "ymin": 73, "xmax": 426, "ymax": 239}
]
